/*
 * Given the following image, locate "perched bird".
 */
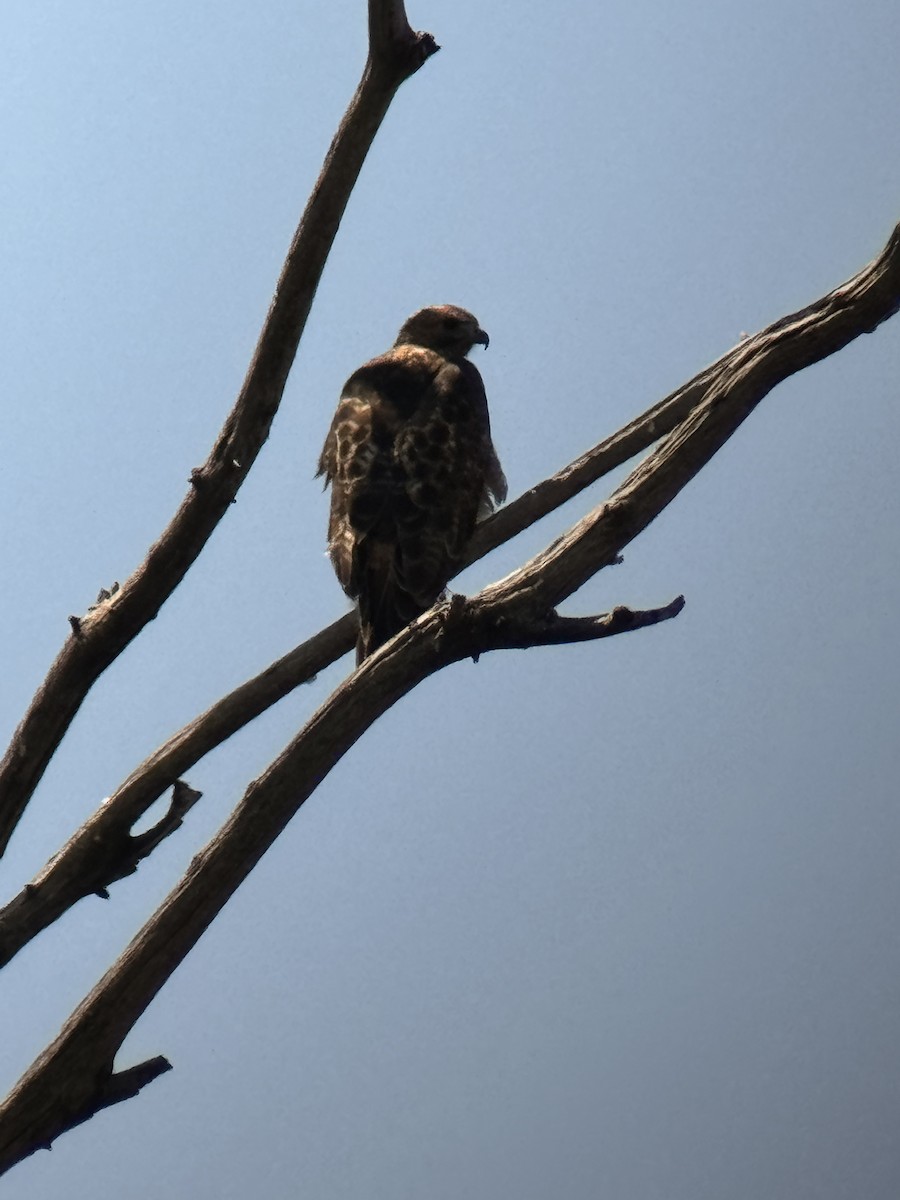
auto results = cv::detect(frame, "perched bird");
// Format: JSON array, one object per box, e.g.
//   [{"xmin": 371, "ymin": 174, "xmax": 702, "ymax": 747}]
[{"xmin": 318, "ymin": 304, "xmax": 506, "ymax": 663}]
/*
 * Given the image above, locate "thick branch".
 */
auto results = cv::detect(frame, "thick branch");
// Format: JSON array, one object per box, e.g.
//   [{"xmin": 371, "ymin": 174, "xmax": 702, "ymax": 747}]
[
  {"xmin": 0, "ymin": 0, "xmax": 439, "ymax": 861},
  {"xmin": 481, "ymin": 220, "xmax": 900, "ymax": 615},
  {"xmin": 0, "ymin": 620, "xmax": 347, "ymax": 966},
  {"xmin": 0, "ymin": 580, "xmax": 685, "ymax": 1172},
  {"xmin": 3, "ymin": 221, "xmax": 899, "ymax": 968},
  {"xmin": 11, "ymin": 4, "xmax": 898, "ymax": 1181},
  {"xmin": 4, "ymin": 229, "xmax": 894, "ymax": 1147},
  {"xmin": 3, "ymin": 201, "xmax": 898, "ymax": 1160},
  {"xmin": 0, "ymin": 372, "xmax": 715, "ymax": 964},
  {"xmin": 0, "ymin": 365, "xmax": 725, "ymax": 962},
  {"xmin": 0, "ymin": 1053, "xmax": 171, "ymax": 1172}
]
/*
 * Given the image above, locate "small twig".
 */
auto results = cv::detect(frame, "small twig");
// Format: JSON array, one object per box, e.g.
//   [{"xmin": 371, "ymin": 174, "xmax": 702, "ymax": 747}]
[
  {"xmin": 0, "ymin": 780, "xmax": 201, "ymax": 961},
  {"xmin": 106, "ymin": 780, "xmax": 203, "ymax": 888},
  {"xmin": 476, "ymin": 598, "xmax": 686, "ymax": 652},
  {"xmin": 0, "ymin": 1056, "xmax": 171, "ymax": 1170}
]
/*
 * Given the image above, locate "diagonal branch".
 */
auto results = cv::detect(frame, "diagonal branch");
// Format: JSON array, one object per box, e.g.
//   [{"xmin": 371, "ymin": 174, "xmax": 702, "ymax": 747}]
[
  {"xmin": 2, "ymin": 219, "xmax": 899, "ymax": 968},
  {"xmin": 2, "ymin": 218, "xmax": 899, "ymax": 1168},
  {"xmin": 480, "ymin": 219, "xmax": 900, "ymax": 615},
  {"xmin": 467, "ymin": 348, "xmax": 736, "ymax": 561},
  {"xmin": 0, "ymin": 0, "xmax": 439, "ymax": 861},
  {"xmin": 0, "ymin": 354, "xmax": 734, "ymax": 966},
  {"xmin": 0, "ymin": 587, "xmax": 681, "ymax": 1174},
  {"xmin": 0, "ymin": 365, "xmax": 737, "ymax": 965},
  {"xmin": 0, "ymin": 620, "xmax": 348, "ymax": 967}
]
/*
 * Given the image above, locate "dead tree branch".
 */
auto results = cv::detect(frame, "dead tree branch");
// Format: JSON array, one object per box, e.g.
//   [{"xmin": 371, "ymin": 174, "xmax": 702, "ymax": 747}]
[
  {"xmin": 0, "ymin": 619, "xmax": 348, "ymax": 967},
  {"xmin": 0, "ymin": 589, "xmax": 681, "ymax": 1175},
  {"xmin": 481, "ymin": 219, "xmax": 900, "ymax": 617},
  {"xmin": 0, "ymin": 383, "xmax": 702, "ymax": 965},
  {"xmin": 0, "ymin": 352, "xmax": 738, "ymax": 965},
  {"xmin": 0, "ymin": 0, "xmax": 439, "ymax": 861},
  {"xmin": 1, "ymin": 218, "xmax": 898, "ymax": 970},
  {"xmin": 1, "ymin": 217, "xmax": 899, "ymax": 1171}
]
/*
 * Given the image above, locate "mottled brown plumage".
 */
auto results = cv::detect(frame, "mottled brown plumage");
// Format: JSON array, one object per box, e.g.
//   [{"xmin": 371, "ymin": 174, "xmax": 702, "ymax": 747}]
[{"xmin": 318, "ymin": 305, "xmax": 506, "ymax": 662}]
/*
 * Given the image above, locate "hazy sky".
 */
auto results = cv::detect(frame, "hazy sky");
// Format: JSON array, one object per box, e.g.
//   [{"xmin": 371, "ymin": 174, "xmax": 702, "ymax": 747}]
[{"xmin": 2, "ymin": 1, "xmax": 899, "ymax": 1197}]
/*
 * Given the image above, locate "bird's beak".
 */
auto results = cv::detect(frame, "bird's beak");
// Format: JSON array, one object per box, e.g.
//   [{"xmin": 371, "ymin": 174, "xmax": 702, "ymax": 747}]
[{"xmin": 474, "ymin": 327, "xmax": 490, "ymax": 349}]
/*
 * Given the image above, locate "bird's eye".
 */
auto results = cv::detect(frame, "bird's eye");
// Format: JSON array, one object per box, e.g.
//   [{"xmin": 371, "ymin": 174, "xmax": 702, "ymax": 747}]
[{"xmin": 442, "ymin": 316, "xmax": 462, "ymax": 329}]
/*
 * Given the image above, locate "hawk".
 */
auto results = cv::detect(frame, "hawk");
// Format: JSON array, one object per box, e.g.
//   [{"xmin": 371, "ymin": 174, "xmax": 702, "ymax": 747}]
[{"xmin": 318, "ymin": 305, "xmax": 506, "ymax": 663}]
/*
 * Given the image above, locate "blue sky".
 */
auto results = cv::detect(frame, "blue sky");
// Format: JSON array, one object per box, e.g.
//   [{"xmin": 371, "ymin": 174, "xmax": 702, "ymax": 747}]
[{"xmin": 2, "ymin": 1, "xmax": 899, "ymax": 1197}]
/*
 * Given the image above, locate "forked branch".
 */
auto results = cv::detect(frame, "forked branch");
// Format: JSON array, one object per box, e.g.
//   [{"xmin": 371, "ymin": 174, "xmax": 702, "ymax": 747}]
[
  {"xmin": 2, "ymin": 216, "xmax": 899, "ymax": 1171},
  {"xmin": 0, "ymin": 333, "xmax": 753, "ymax": 964},
  {"xmin": 0, "ymin": 0, "xmax": 439, "ymax": 861},
  {"xmin": 0, "ymin": 586, "xmax": 681, "ymax": 1174},
  {"xmin": 2, "ymin": 219, "xmax": 899, "ymax": 970}
]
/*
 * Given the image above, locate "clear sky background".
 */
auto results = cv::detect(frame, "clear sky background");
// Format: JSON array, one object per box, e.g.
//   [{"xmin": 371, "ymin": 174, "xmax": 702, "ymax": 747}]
[{"xmin": 2, "ymin": 1, "xmax": 899, "ymax": 1196}]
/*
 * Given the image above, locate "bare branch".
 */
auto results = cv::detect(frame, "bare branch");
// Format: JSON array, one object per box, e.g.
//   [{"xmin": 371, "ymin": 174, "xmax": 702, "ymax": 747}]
[
  {"xmin": 0, "ymin": 376, "xmax": 713, "ymax": 962},
  {"xmin": 0, "ymin": 377, "xmax": 709, "ymax": 965},
  {"xmin": 476, "ymin": 597, "xmax": 687, "ymax": 652},
  {"xmin": 481, "ymin": 219, "xmax": 900, "ymax": 616},
  {"xmin": 0, "ymin": 781, "xmax": 202, "ymax": 964},
  {"xmin": 5, "ymin": 0, "xmax": 894, "ymax": 1181},
  {"xmin": 0, "ymin": 566, "xmax": 689, "ymax": 1170},
  {"xmin": 0, "ymin": 0, "xmax": 439, "ymax": 860},
  {"xmin": 468, "ymin": 353, "xmax": 732, "ymax": 561},
  {"xmin": 0, "ymin": 620, "xmax": 348, "ymax": 967},
  {"xmin": 2, "ymin": 220, "xmax": 899, "ymax": 968}
]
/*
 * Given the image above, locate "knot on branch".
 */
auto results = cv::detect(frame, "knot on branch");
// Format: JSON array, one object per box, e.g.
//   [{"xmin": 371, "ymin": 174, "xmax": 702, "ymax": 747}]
[{"xmin": 407, "ymin": 30, "xmax": 440, "ymax": 68}]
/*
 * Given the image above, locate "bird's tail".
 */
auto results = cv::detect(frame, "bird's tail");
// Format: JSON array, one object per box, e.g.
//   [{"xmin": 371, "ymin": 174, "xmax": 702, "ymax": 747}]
[
  {"xmin": 355, "ymin": 543, "xmax": 425, "ymax": 664},
  {"xmin": 356, "ymin": 585, "xmax": 422, "ymax": 664}
]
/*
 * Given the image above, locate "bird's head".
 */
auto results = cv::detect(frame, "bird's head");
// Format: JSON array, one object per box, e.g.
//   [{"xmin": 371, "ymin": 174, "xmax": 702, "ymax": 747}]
[{"xmin": 394, "ymin": 304, "xmax": 489, "ymax": 357}]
